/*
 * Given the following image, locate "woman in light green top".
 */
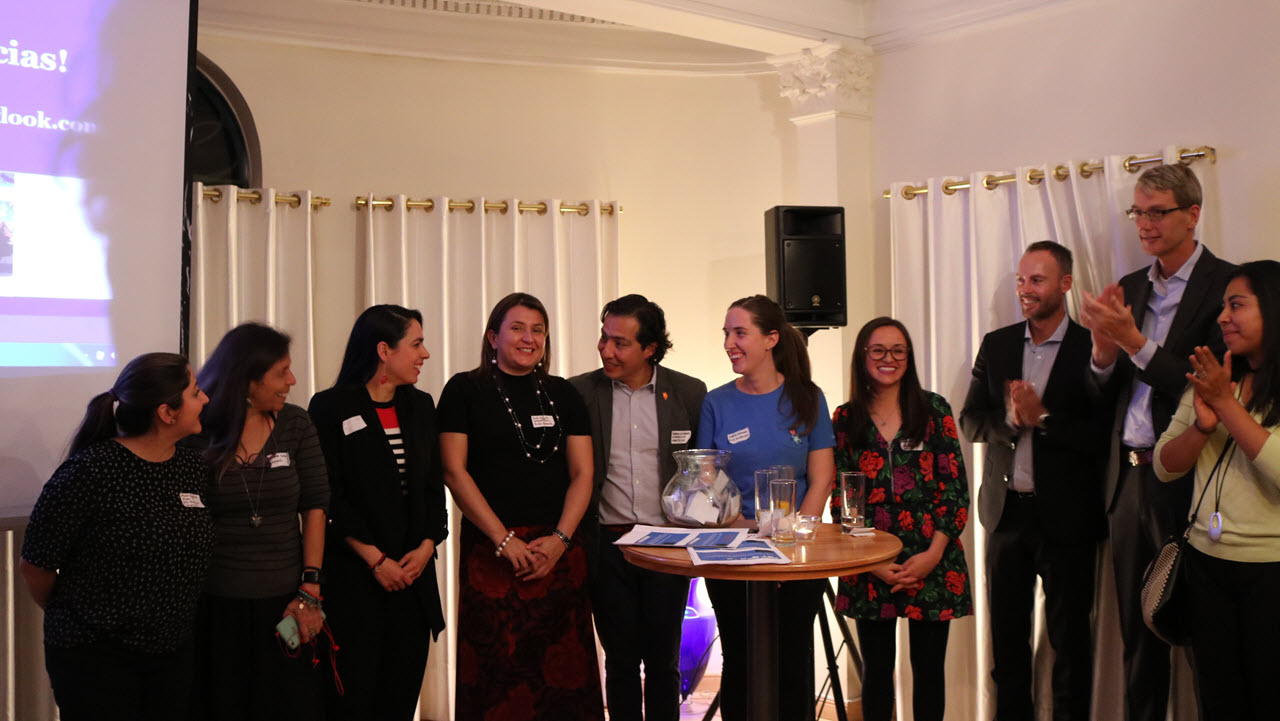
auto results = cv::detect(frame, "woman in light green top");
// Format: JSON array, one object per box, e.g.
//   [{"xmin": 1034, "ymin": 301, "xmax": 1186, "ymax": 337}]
[{"xmin": 1154, "ymin": 259, "xmax": 1280, "ymax": 721}]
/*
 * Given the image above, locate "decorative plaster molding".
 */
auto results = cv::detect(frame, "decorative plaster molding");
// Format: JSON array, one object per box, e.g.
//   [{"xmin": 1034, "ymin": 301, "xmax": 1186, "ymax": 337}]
[
  {"xmin": 769, "ymin": 44, "xmax": 872, "ymax": 117},
  {"xmin": 343, "ymin": 0, "xmax": 618, "ymax": 25}
]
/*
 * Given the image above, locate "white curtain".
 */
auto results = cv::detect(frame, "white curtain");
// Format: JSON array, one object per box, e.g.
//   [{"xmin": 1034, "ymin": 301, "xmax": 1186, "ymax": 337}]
[
  {"xmin": 888, "ymin": 145, "xmax": 1208, "ymax": 721},
  {"xmin": 358, "ymin": 195, "xmax": 620, "ymax": 721},
  {"xmin": 188, "ymin": 183, "xmax": 319, "ymax": 397}
]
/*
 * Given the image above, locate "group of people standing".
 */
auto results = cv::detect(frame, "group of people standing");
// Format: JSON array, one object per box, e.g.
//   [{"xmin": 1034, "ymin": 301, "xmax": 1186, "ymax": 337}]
[
  {"xmin": 17, "ymin": 162, "xmax": 1278, "ymax": 721},
  {"xmin": 962, "ymin": 163, "xmax": 1280, "ymax": 721}
]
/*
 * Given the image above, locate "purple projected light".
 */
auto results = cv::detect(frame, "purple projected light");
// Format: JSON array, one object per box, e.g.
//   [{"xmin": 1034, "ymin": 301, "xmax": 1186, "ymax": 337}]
[{"xmin": 680, "ymin": 578, "xmax": 717, "ymax": 700}]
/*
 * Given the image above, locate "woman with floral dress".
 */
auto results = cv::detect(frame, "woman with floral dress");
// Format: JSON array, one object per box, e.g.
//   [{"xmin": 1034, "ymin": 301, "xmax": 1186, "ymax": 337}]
[{"xmin": 831, "ymin": 317, "xmax": 971, "ymax": 721}]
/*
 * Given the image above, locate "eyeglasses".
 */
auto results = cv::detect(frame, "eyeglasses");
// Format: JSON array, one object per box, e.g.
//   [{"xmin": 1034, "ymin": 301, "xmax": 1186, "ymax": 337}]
[
  {"xmin": 866, "ymin": 345, "xmax": 909, "ymax": 361},
  {"xmin": 1125, "ymin": 206, "xmax": 1189, "ymax": 221}
]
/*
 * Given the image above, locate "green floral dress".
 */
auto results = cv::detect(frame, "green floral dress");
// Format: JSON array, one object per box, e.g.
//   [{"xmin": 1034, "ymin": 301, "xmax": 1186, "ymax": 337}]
[{"xmin": 831, "ymin": 392, "xmax": 973, "ymax": 621}]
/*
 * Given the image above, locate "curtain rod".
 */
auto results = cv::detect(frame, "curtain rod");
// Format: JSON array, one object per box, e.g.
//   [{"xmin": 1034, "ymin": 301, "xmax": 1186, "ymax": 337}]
[
  {"xmin": 881, "ymin": 145, "xmax": 1216, "ymax": 200},
  {"xmin": 200, "ymin": 187, "xmax": 331, "ymax": 210},
  {"xmin": 354, "ymin": 197, "xmax": 619, "ymax": 216}
]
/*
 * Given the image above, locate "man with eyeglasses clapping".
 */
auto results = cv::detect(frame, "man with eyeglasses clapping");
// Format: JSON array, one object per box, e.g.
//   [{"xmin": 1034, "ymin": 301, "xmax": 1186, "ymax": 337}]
[{"xmin": 1080, "ymin": 164, "xmax": 1234, "ymax": 721}]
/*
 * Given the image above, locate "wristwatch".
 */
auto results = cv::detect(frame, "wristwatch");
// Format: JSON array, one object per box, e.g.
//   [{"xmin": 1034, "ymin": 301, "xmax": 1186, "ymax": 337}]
[{"xmin": 300, "ymin": 567, "xmax": 323, "ymax": 585}]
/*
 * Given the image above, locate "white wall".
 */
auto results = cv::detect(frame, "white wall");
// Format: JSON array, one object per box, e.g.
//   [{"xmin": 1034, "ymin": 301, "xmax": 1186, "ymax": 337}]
[
  {"xmin": 871, "ymin": 0, "xmax": 1279, "ymax": 268},
  {"xmin": 196, "ymin": 34, "xmax": 801, "ymax": 394}
]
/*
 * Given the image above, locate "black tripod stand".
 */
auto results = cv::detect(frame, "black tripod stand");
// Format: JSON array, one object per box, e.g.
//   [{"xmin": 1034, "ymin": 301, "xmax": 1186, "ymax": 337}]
[{"xmin": 699, "ymin": 580, "xmax": 862, "ymax": 721}]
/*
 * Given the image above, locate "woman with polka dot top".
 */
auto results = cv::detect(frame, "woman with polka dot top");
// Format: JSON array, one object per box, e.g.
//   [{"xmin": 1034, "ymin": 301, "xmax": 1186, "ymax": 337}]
[{"xmin": 19, "ymin": 352, "xmax": 216, "ymax": 721}]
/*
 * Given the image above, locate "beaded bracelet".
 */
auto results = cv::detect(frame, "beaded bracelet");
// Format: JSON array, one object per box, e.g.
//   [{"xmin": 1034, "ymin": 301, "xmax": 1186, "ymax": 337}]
[
  {"xmin": 494, "ymin": 530, "xmax": 516, "ymax": 557},
  {"xmin": 296, "ymin": 586, "xmax": 323, "ymax": 610},
  {"xmin": 552, "ymin": 529, "xmax": 571, "ymax": 549}
]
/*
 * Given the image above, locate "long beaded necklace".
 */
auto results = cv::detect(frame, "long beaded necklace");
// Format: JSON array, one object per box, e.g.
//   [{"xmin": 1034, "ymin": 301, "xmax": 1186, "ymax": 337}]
[{"xmin": 495, "ymin": 371, "xmax": 561, "ymax": 464}]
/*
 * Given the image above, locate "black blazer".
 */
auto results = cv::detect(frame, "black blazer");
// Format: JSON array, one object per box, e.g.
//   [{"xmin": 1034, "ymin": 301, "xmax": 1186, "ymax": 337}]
[
  {"xmin": 307, "ymin": 383, "xmax": 447, "ymax": 637},
  {"xmin": 569, "ymin": 366, "xmax": 706, "ymax": 544},
  {"xmin": 960, "ymin": 318, "xmax": 1108, "ymax": 543},
  {"xmin": 1085, "ymin": 244, "xmax": 1235, "ymax": 509}
]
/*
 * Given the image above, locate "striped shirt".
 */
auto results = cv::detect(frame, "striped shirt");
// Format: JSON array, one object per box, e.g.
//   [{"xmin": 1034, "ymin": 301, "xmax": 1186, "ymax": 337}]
[{"xmin": 375, "ymin": 401, "xmax": 408, "ymax": 495}]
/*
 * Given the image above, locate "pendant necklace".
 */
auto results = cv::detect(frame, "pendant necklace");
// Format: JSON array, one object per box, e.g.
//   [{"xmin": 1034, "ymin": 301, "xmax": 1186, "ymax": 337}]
[
  {"xmin": 495, "ymin": 371, "xmax": 561, "ymax": 464},
  {"xmin": 869, "ymin": 405, "xmax": 899, "ymax": 440},
  {"xmin": 228, "ymin": 417, "xmax": 275, "ymax": 528},
  {"xmin": 1208, "ymin": 430, "xmax": 1239, "ymax": 543},
  {"xmin": 1207, "ymin": 382, "xmax": 1246, "ymax": 543}
]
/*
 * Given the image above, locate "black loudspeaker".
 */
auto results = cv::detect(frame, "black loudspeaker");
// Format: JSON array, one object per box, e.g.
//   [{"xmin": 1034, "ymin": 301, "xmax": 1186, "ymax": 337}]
[{"xmin": 764, "ymin": 206, "xmax": 846, "ymax": 328}]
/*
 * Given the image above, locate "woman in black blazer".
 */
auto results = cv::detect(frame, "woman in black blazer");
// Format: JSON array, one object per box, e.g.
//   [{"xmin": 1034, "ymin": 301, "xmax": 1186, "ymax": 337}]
[{"xmin": 308, "ymin": 305, "xmax": 447, "ymax": 721}]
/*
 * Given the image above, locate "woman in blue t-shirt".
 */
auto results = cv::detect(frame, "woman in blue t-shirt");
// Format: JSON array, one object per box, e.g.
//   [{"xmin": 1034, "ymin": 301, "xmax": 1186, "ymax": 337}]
[{"xmin": 696, "ymin": 294, "xmax": 835, "ymax": 721}]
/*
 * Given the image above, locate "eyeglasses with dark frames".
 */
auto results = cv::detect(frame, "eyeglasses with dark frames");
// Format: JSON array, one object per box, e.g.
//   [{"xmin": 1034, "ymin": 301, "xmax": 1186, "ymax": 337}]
[
  {"xmin": 866, "ymin": 345, "xmax": 909, "ymax": 361},
  {"xmin": 1125, "ymin": 206, "xmax": 1189, "ymax": 221}
]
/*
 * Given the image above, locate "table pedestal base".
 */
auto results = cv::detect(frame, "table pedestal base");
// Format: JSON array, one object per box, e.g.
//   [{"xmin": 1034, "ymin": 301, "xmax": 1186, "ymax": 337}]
[{"xmin": 745, "ymin": 580, "xmax": 778, "ymax": 721}]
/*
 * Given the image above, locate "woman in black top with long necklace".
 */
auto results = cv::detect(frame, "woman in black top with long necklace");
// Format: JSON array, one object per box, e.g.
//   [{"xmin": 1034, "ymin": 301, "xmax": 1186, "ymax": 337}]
[
  {"xmin": 438, "ymin": 292, "xmax": 603, "ymax": 721},
  {"xmin": 189, "ymin": 323, "xmax": 330, "ymax": 721},
  {"xmin": 20, "ymin": 352, "xmax": 215, "ymax": 721},
  {"xmin": 308, "ymin": 304, "xmax": 447, "ymax": 721}
]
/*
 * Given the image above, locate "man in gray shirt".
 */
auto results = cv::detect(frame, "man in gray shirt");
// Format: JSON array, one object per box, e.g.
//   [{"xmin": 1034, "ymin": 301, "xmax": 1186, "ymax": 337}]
[{"xmin": 570, "ymin": 294, "xmax": 706, "ymax": 721}]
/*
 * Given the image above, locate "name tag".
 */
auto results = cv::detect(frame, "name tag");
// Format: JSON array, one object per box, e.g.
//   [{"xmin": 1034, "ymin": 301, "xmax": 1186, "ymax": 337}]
[
  {"xmin": 179, "ymin": 492, "xmax": 205, "ymax": 508},
  {"xmin": 531, "ymin": 414, "xmax": 556, "ymax": 428},
  {"xmin": 268, "ymin": 452, "xmax": 290, "ymax": 468},
  {"xmin": 727, "ymin": 427, "xmax": 750, "ymax": 444},
  {"xmin": 900, "ymin": 439, "xmax": 924, "ymax": 452},
  {"xmin": 342, "ymin": 415, "xmax": 367, "ymax": 436},
  {"xmin": 671, "ymin": 430, "xmax": 692, "ymax": 444}
]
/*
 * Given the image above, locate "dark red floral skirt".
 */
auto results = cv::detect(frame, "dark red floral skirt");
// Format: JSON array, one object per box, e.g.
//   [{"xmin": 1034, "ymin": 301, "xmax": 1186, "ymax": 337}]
[{"xmin": 455, "ymin": 522, "xmax": 604, "ymax": 721}]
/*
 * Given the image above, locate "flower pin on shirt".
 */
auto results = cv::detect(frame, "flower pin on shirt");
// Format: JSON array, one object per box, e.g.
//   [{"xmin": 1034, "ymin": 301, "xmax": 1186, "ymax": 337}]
[{"xmin": 790, "ymin": 429, "xmax": 802, "ymax": 445}]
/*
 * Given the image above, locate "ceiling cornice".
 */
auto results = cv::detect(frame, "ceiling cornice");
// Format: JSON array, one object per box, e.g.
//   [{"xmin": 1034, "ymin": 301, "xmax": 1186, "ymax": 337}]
[{"xmin": 200, "ymin": 0, "xmax": 1077, "ymax": 74}]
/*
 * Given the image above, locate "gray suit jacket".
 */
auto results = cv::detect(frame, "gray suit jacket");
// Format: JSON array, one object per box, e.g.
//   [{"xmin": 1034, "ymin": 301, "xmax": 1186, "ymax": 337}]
[{"xmin": 569, "ymin": 365, "xmax": 707, "ymax": 543}]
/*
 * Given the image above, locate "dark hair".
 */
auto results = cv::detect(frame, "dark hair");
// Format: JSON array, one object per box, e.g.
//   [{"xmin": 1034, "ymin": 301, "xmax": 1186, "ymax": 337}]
[
  {"xmin": 1227, "ymin": 260, "xmax": 1280, "ymax": 426},
  {"xmin": 1137, "ymin": 163, "xmax": 1203, "ymax": 209},
  {"xmin": 68, "ymin": 352, "xmax": 191, "ymax": 457},
  {"xmin": 1024, "ymin": 240, "xmax": 1073, "ymax": 277},
  {"xmin": 601, "ymin": 293, "xmax": 673, "ymax": 365},
  {"xmin": 197, "ymin": 323, "xmax": 291, "ymax": 468},
  {"xmin": 846, "ymin": 317, "xmax": 930, "ymax": 445},
  {"xmin": 334, "ymin": 305, "xmax": 424, "ymax": 387},
  {"xmin": 470, "ymin": 292, "xmax": 552, "ymax": 383},
  {"xmin": 728, "ymin": 295, "xmax": 820, "ymax": 435}
]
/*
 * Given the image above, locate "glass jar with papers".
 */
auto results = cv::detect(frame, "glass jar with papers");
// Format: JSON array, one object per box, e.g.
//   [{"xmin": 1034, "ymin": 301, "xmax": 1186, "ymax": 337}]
[{"xmin": 661, "ymin": 449, "xmax": 742, "ymax": 527}]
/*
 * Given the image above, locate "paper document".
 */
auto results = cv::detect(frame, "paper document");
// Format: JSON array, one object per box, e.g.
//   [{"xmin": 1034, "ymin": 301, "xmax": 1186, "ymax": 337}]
[
  {"xmin": 688, "ymin": 538, "xmax": 792, "ymax": 566},
  {"xmin": 613, "ymin": 525, "xmax": 751, "ymax": 548}
]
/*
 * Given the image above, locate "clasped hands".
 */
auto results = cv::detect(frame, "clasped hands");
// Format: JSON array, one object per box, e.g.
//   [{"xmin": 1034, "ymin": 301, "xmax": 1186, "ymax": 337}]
[
  {"xmin": 497, "ymin": 533, "xmax": 566, "ymax": 581},
  {"xmin": 1081, "ymin": 284, "xmax": 1142, "ymax": 364},
  {"xmin": 1187, "ymin": 345, "xmax": 1237, "ymax": 432},
  {"xmin": 873, "ymin": 546, "xmax": 943, "ymax": 593},
  {"xmin": 1005, "ymin": 380, "xmax": 1047, "ymax": 429},
  {"xmin": 371, "ymin": 540, "xmax": 435, "ymax": 592}
]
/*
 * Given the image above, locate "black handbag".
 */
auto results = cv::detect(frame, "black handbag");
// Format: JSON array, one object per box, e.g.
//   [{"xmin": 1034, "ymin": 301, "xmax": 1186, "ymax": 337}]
[{"xmin": 1140, "ymin": 439, "xmax": 1234, "ymax": 645}]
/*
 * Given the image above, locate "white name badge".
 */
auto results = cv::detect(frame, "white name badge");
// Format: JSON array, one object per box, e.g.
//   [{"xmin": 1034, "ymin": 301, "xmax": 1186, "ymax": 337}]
[
  {"xmin": 727, "ymin": 427, "xmax": 750, "ymax": 444},
  {"xmin": 268, "ymin": 452, "xmax": 291, "ymax": 468},
  {"xmin": 531, "ymin": 414, "xmax": 556, "ymax": 428},
  {"xmin": 900, "ymin": 440, "xmax": 924, "ymax": 452},
  {"xmin": 342, "ymin": 415, "xmax": 367, "ymax": 436},
  {"xmin": 671, "ymin": 430, "xmax": 692, "ymax": 444},
  {"xmin": 179, "ymin": 492, "xmax": 205, "ymax": 508}
]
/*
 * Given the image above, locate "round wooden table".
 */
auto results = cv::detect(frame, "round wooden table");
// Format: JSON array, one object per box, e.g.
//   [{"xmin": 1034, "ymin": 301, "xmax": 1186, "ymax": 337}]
[{"xmin": 623, "ymin": 523, "xmax": 902, "ymax": 721}]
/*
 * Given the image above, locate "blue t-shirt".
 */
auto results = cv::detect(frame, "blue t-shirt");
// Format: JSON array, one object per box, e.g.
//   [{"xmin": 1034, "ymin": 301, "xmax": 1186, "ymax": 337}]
[{"xmin": 696, "ymin": 381, "xmax": 834, "ymax": 519}]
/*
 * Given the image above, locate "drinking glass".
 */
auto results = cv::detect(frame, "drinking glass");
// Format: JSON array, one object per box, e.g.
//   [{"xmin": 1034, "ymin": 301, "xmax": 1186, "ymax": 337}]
[
  {"xmin": 753, "ymin": 469, "xmax": 778, "ymax": 535},
  {"xmin": 795, "ymin": 514, "xmax": 819, "ymax": 542},
  {"xmin": 771, "ymin": 478, "xmax": 797, "ymax": 546},
  {"xmin": 839, "ymin": 471, "xmax": 867, "ymax": 534}
]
